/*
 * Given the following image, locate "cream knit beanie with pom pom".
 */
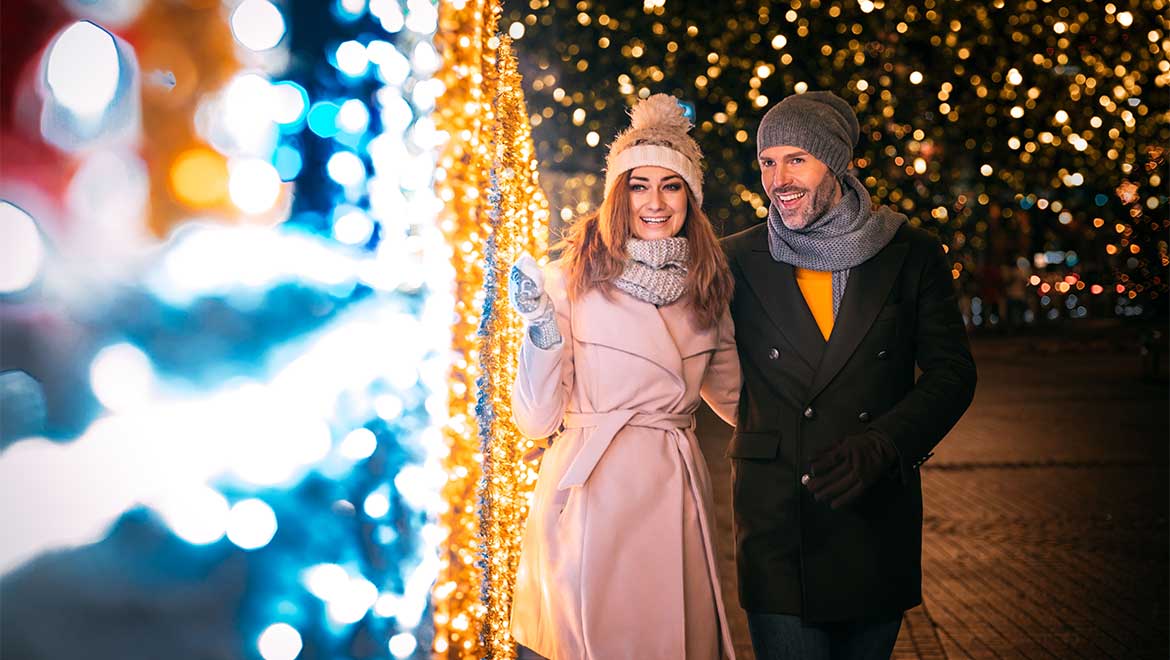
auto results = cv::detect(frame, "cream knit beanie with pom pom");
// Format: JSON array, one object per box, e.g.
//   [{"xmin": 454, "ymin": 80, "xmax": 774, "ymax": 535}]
[{"xmin": 603, "ymin": 94, "xmax": 705, "ymax": 206}]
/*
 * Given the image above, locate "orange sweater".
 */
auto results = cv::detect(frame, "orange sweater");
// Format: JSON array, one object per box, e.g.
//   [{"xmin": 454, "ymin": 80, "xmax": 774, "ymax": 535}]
[{"xmin": 794, "ymin": 268, "xmax": 834, "ymax": 340}]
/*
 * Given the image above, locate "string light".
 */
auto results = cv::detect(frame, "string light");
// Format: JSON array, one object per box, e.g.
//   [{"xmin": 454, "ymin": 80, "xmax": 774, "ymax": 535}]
[
  {"xmin": 433, "ymin": 1, "xmax": 497, "ymax": 655},
  {"xmin": 506, "ymin": 0, "xmax": 1168, "ymax": 315},
  {"xmin": 475, "ymin": 34, "xmax": 550, "ymax": 660},
  {"xmin": 434, "ymin": 1, "xmax": 550, "ymax": 656}
]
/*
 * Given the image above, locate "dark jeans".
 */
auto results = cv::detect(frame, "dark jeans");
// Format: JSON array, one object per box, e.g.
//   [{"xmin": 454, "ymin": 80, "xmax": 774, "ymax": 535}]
[
  {"xmin": 747, "ymin": 611, "xmax": 903, "ymax": 660},
  {"xmin": 516, "ymin": 646, "xmax": 548, "ymax": 660}
]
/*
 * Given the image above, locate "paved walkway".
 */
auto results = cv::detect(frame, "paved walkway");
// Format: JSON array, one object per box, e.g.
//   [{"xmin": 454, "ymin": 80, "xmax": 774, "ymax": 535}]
[{"xmin": 698, "ymin": 327, "xmax": 1169, "ymax": 659}]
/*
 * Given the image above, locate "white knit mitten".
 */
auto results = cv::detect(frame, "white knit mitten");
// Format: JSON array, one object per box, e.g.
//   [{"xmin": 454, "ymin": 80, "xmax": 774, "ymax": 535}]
[{"xmin": 508, "ymin": 254, "xmax": 562, "ymax": 349}]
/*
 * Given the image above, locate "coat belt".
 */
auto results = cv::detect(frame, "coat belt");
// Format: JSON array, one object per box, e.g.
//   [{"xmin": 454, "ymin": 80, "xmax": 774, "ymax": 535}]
[{"xmin": 556, "ymin": 410, "xmax": 696, "ymax": 490}]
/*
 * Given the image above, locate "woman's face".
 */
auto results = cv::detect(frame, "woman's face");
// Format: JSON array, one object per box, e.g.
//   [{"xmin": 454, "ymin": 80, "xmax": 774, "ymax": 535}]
[{"xmin": 627, "ymin": 166, "xmax": 688, "ymax": 240}]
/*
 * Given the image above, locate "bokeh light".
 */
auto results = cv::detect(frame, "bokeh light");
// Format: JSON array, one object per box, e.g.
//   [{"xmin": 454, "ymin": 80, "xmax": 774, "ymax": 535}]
[
  {"xmin": 46, "ymin": 21, "xmax": 121, "ymax": 119},
  {"xmin": 0, "ymin": 202, "xmax": 45, "ymax": 295},
  {"xmin": 170, "ymin": 148, "xmax": 230, "ymax": 208},
  {"xmin": 89, "ymin": 343, "xmax": 155, "ymax": 413},
  {"xmin": 226, "ymin": 498, "xmax": 278, "ymax": 550},
  {"xmin": 270, "ymin": 81, "xmax": 310, "ymax": 125},
  {"xmin": 228, "ymin": 158, "xmax": 283, "ymax": 214},
  {"xmin": 257, "ymin": 623, "xmax": 303, "ymax": 660},
  {"xmin": 154, "ymin": 486, "xmax": 230, "ymax": 545},
  {"xmin": 231, "ymin": 0, "xmax": 286, "ymax": 52}
]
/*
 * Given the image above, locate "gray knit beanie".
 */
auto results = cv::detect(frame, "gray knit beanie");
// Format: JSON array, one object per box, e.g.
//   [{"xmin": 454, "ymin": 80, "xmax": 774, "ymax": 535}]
[{"xmin": 756, "ymin": 91, "xmax": 859, "ymax": 175}]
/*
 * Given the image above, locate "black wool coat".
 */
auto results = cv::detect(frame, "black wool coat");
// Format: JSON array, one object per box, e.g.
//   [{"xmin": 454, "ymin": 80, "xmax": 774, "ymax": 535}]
[{"xmin": 722, "ymin": 221, "xmax": 977, "ymax": 622}]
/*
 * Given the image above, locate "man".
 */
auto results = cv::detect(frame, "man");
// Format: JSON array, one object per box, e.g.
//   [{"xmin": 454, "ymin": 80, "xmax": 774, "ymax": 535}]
[{"xmin": 722, "ymin": 90, "xmax": 977, "ymax": 659}]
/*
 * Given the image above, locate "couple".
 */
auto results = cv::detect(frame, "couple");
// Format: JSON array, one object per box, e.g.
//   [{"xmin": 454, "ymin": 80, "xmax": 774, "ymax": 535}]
[{"xmin": 506, "ymin": 91, "xmax": 977, "ymax": 660}]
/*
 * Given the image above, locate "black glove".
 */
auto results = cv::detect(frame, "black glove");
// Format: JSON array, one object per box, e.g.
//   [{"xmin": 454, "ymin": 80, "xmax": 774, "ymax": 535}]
[{"xmin": 803, "ymin": 430, "xmax": 899, "ymax": 509}]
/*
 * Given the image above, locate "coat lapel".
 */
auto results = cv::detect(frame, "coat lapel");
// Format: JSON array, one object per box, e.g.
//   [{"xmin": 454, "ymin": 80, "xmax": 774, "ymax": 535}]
[
  {"xmin": 658, "ymin": 298, "xmax": 717, "ymax": 360},
  {"xmin": 738, "ymin": 249, "xmax": 827, "ymax": 371},
  {"xmin": 572, "ymin": 287, "xmax": 684, "ymax": 381},
  {"xmin": 807, "ymin": 240, "xmax": 909, "ymax": 399}
]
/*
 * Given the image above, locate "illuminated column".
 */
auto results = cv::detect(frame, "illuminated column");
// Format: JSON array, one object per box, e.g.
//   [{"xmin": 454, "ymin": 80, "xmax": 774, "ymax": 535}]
[
  {"xmin": 474, "ymin": 36, "xmax": 550, "ymax": 660},
  {"xmin": 433, "ymin": 2, "xmax": 549, "ymax": 657},
  {"xmin": 432, "ymin": 0, "xmax": 496, "ymax": 656}
]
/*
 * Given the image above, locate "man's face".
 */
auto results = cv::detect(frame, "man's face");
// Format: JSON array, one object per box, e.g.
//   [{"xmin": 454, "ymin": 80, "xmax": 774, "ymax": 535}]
[{"xmin": 759, "ymin": 145, "xmax": 842, "ymax": 230}]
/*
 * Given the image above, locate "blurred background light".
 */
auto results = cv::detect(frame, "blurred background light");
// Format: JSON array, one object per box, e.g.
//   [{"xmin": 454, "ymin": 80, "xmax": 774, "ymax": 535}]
[
  {"xmin": 65, "ymin": 149, "xmax": 151, "ymax": 262},
  {"xmin": 370, "ymin": 41, "xmax": 410, "ymax": 86},
  {"xmin": 388, "ymin": 632, "xmax": 418, "ymax": 658},
  {"xmin": 274, "ymin": 145, "xmax": 304, "ymax": 181},
  {"xmin": 326, "ymin": 151, "xmax": 367, "ymax": 188},
  {"xmin": 409, "ymin": 77, "xmax": 443, "ymax": 111},
  {"xmin": 270, "ymin": 81, "xmax": 309, "ymax": 125},
  {"xmin": 326, "ymin": 575, "xmax": 378, "ymax": 624},
  {"xmin": 403, "ymin": 0, "xmax": 437, "ymax": 34},
  {"xmin": 89, "ymin": 343, "xmax": 155, "ymax": 413},
  {"xmin": 63, "ymin": 0, "xmax": 147, "ymax": 28},
  {"xmin": 229, "ymin": 158, "xmax": 283, "ymax": 214},
  {"xmin": 370, "ymin": 0, "xmax": 405, "ymax": 33},
  {"xmin": 335, "ymin": 40, "xmax": 369, "ymax": 77},
  {"xmin": 216, "ymin": 73, "xmax": 280, "ymax": 157},
  {"xmin": 154, "ymin": 485, "xmax": 230, "ymax": 545},
  {"xmin": 336, "ymin": 0, "xmax": 368, "ymax": 20},
  {"xmin": 170, "ymin": 147, "xmax": 230, "ymax": 208},
  {"xmin": 0, "ymin": 202, "xmax": 45, "ymax": 295},
  {"xmin": 339, "ymin": 428, "xmax": 377, "ymax": 460},
  {"xmin": 46, "ymin": 21, "xmax": 121, "ymax": 119},
  {"xmin": 376, "ymin": 90, "xmax": 413, "ymax": 134},
  {"xmin": 373, "ymin": 393, "xmax": 403, "ymax": 420},
  {"xmin": 306, "ymin": 101, "xmax": 341, "ymax": 138},
  {"xmin": 226, "ymin": 498, "xmax": 279, "ymax": 550},
  {"xmin": 231, "ymin": 0, "xmax": 286, "ymax": 52},
  {"xmin": 303, "ymin": 563, "xmax": 349, "ymax": 601},
  {"xmin": 410, "ymin": 41, "xmax": 441, "ymax": 75},
  {"xmin": 257, "ymin": 623, "xmax": 303, "ymax": 660},
  {"xmin": 362, "ymin": 486, "xmax": 391, "ymax": 518},
  {"xmin": 337, "ymin": 99, "xmax": 370, "ymax": 134},
  {"xmin": 332, "ymin": 207, "xmax": 375, "ymax": 245}
]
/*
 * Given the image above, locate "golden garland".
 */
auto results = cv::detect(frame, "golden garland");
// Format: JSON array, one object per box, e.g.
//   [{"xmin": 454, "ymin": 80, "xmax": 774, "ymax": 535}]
[
  {"xmin": 433, "ymin": 2, "xmax": 548, "ymax": 657},
  {"xmin": 433, "ymin": 0, "xmax": 496, "ymax": 655},
  {"xmin": 476, "ymin": 35, "xmax": 550, "ymax": 659}
]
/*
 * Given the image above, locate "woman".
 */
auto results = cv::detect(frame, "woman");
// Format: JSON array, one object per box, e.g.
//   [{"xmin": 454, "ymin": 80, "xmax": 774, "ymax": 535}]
[{"xmin": 507, "ymin": 94, "xmax": 740, "ymax": 659}]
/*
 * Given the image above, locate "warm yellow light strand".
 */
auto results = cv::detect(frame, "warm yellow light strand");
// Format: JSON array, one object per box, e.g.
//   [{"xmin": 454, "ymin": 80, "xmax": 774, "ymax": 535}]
[
  {"xmin": 433, "ymin": 2, "xmax": 548, "ymax": 658},
  {"xmin": 433, "ymin": 0, "xmax": 498, "ymax": 656},
  {"xmin": 477, "ymin": 35, "xmax": 550, "ymax": 660}
]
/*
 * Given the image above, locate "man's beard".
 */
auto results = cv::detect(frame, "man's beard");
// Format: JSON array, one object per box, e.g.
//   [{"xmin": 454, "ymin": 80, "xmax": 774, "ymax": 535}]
[{"xmin": 774, "ymin": 173, "xmax": 839, "ymax": 230}]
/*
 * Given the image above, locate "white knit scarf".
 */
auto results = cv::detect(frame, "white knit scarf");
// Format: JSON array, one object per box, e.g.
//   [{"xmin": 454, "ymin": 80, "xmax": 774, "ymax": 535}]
[{"xmin": 614, "ymin": 237, "xmax": 690, "ymax": 306}]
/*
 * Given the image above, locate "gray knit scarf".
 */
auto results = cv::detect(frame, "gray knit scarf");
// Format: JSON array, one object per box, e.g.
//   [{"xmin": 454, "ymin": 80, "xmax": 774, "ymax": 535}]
[
  {"xmin": 767, "ymin": 173, "xmax": 905, "ymax": 316},
  {"xmin": 614, "ymin": 237, "xmax": 690, "ymax": 306}
]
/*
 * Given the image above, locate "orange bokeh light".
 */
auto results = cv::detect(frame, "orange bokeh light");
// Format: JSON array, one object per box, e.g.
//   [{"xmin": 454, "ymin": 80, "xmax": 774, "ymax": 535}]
[{"xmin": 170, "ymin": 147, "xmax": 229, "ymax": 208}]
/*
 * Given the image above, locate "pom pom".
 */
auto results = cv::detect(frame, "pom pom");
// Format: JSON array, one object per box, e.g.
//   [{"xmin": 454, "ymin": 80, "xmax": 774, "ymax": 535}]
[{"xmin": 629, "ymin": 94, "xmax": 692, "ymax": 133}]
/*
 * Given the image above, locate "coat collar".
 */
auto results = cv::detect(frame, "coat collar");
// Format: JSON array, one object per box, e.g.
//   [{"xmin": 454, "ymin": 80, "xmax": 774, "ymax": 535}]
[
  {"xmin": 736, "ymin": 227, "xmax": 909, "ymax": 390},
  {"xmin": 808, "ymin": 239, "xmax": 908, "ymax": 397},
  {"xmin": 572, "ymin": 286, "xmax": 717, "ymax": 382},
  {"xmin": 739, "ymin": 249, "xmax": 826, "ymax": 372}
]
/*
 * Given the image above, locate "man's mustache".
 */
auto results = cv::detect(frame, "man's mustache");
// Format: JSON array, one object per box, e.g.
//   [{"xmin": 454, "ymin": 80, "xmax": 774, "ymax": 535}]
[{"xmin": 771, "ymin": 186, "xmax": 807, "ymax": 198}]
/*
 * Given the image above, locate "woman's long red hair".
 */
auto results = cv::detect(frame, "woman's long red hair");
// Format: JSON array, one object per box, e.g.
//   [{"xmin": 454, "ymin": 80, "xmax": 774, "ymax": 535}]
[{"xmin": 557, "ymin": 170, "xmax": 733, "ymax": 329}]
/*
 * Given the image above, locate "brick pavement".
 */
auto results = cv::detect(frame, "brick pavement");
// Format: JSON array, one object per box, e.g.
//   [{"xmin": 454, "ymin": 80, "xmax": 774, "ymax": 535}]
[{"xmin": 698, "ymin": 328, "xmax": 1169, "ymax": 659}]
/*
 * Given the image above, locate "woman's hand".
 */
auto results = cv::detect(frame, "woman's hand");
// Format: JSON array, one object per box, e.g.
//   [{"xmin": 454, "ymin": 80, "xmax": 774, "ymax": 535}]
[{"xmin": 509, "ymin": 253, "xmax": 562, "ymax": 349}]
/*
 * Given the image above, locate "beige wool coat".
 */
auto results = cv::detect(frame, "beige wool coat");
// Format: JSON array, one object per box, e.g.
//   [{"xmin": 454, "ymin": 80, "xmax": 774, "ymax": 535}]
[{"xmin": 509, "ymin": 260, "xmax": 741, "ymax": 660}]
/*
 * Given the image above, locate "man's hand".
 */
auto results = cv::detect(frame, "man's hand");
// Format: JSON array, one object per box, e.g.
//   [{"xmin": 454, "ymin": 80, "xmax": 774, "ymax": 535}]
[{"xmin": 803, "ymin": 430, "xmax": 899, "ymax": 509}]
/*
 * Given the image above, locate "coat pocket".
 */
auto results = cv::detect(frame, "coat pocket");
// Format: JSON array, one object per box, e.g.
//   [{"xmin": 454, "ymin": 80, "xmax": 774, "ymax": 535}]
[{"xmin": 726, "ymin": 430, "xmax": 781, "ymax": 460}]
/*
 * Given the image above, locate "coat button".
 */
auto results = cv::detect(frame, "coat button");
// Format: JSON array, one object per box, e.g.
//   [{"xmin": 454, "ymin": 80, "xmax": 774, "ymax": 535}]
[
  {"xmin": 877, "ymin": 350, "xmax": 889, "ymax": 360},
  {"xmin": 768, "ymin": 347, "xmax": 780, "ymax": 360},
  {"xmin": 803, "ymin": 406, "xmax": 816, "ymax": 420},
  {"xmin": 858, "ymin": 411, "xmax": 871, "ymax": 423}
]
